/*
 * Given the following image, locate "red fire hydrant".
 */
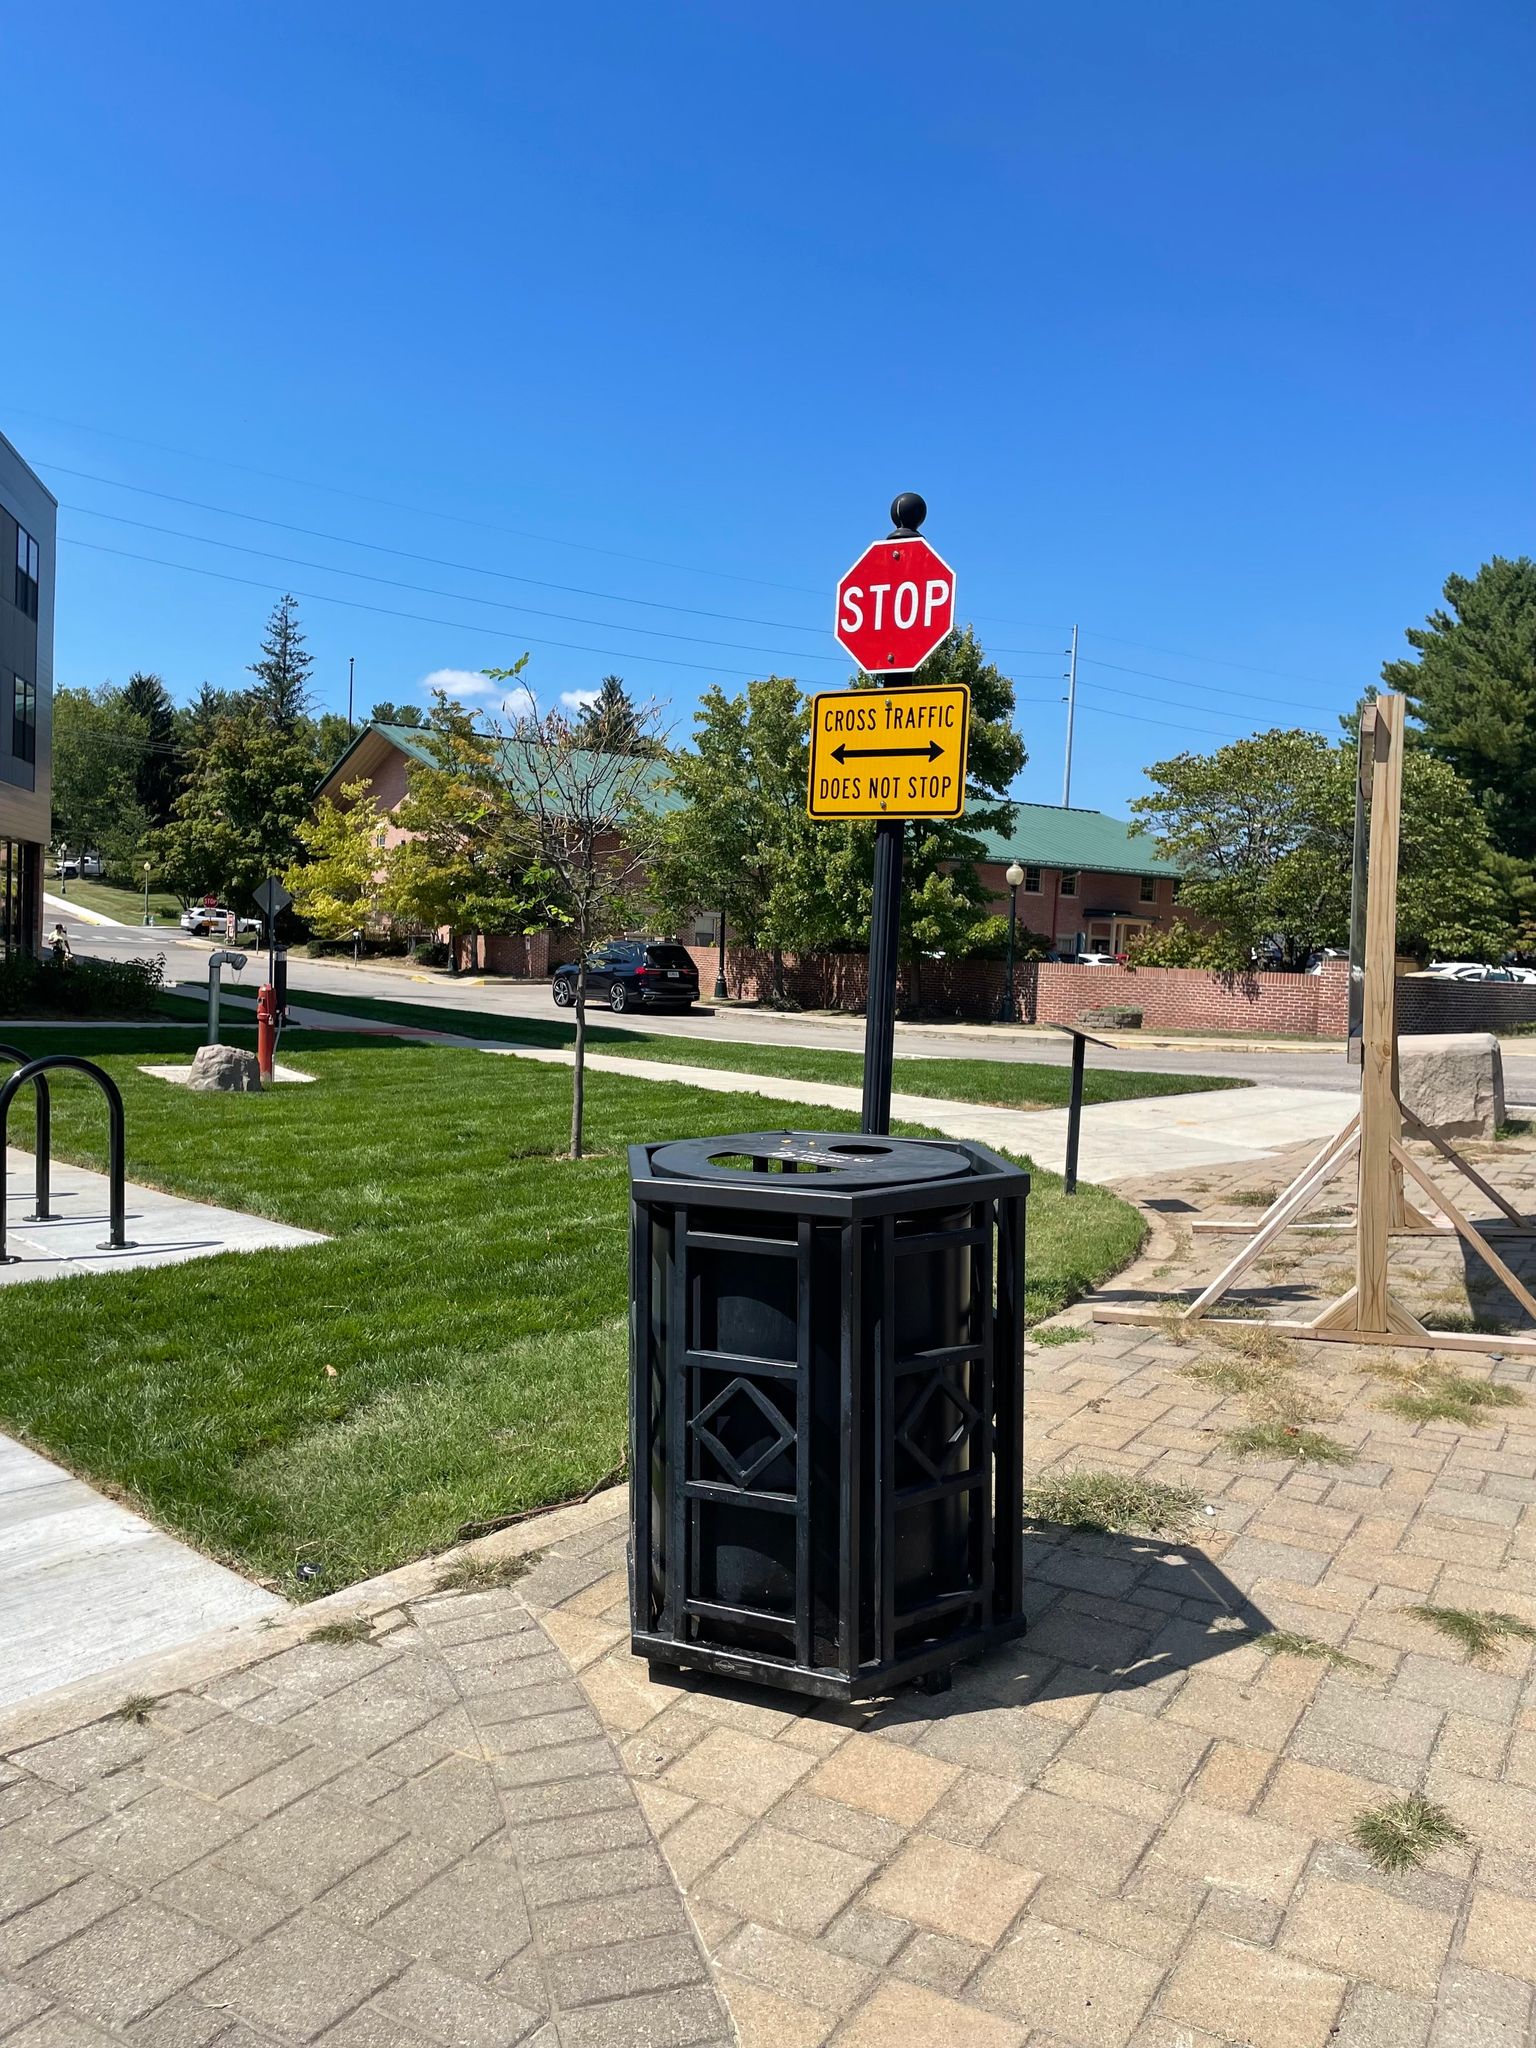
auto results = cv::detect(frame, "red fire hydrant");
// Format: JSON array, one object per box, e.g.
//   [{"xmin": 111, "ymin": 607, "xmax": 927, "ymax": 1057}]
[{"xmin": 256, "ymin": 984, "xmax": 278, "ymax": 1086}]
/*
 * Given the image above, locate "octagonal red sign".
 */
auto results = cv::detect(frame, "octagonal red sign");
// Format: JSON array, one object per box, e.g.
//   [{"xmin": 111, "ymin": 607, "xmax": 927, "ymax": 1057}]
[{"xmin": 834, "ymin": 537, "xmax": 956, "ymax": 675}]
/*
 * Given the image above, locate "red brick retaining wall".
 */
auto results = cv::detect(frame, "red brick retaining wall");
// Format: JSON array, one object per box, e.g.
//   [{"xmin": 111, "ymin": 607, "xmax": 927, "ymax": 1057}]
[{"xmin": 679, "ymin": 947, "xmax": 1353, "ymax": 1038}]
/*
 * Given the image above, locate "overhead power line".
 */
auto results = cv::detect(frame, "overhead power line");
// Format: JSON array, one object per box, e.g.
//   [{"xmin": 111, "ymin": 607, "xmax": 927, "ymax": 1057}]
[
  {"xmin": 61, "ymin": 538, "xmax": 817, "ymax": 681},
  {"xmin": 60, "ymin": 505, "xmax": 851, "ymax": 670},
  {"xmin": 48, "ymin": 467, "xmax": 832, "ymax": 637},
  {"xmin": 17, "ymin": 406, "xmax": 827, "ymax": 597}
]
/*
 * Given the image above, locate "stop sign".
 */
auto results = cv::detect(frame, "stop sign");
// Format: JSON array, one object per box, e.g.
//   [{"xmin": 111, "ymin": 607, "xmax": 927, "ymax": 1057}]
[{"xmin": 834, "ymin": 536, "xmax": 956, "ymax": 675}]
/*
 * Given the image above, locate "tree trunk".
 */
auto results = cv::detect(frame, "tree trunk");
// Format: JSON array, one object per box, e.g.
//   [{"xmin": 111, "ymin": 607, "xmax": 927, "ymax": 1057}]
[{"xmin": 570, "ymin": 954, "xmax": 587, "ymax": 1160}]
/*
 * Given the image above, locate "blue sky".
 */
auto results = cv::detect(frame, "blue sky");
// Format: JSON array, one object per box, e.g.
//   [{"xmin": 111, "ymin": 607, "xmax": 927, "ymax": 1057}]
[{"xmin": 7, "ymin": 0, "xmax": 1531, "ymax": 816}]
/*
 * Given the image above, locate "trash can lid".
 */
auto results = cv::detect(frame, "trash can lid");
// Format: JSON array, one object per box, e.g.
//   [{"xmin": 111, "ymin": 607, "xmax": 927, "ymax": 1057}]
[{"xmin": 646, "ymin": 1130, "xmax": 978, "ymax": 1188}]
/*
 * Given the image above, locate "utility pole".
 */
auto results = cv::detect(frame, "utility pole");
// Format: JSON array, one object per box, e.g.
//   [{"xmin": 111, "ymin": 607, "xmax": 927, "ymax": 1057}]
[
  {"xmin": 347, "ymin": 656, "xmax": 356, "ymax": 733},
  {"xmin": 1061, "ymin": 623, "xmax": 1079, "ymax": 807}
]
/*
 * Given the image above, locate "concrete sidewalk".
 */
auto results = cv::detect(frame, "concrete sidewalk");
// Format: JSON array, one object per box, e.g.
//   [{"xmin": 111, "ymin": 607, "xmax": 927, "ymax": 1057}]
[
  {"xmin": 0, "ymin": 1435, "xmax": 285, "ymax": 1710},
  {"xmin": 3, "ymin": 1147, "xmax": 327, "ymax": 1286},
  {"xmin": 482, "ymin": 1045, "xmax": 1355, "ymax": 1181}
]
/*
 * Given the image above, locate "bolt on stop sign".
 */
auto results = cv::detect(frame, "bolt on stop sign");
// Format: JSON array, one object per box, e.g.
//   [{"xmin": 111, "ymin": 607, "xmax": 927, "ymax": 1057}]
[{"xmin": 835, "ymin": 537, "xmax": 956, "ymax": 675}]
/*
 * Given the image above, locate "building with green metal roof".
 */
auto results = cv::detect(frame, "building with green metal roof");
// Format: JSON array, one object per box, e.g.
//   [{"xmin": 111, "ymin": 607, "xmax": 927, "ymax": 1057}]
[{"xmin": 316, "ymin": 725, "xmax": 1182, "ymax": 964}]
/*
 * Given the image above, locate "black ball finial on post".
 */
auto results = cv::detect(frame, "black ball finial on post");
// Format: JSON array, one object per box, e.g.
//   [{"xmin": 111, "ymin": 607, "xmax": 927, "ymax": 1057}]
[{"xmin": 889, "ymin": 492, "xmax": 927, "ymax": 537}]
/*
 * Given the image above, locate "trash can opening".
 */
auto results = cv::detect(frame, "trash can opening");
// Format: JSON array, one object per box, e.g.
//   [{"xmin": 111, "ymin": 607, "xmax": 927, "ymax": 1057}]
[{"xmin": 648, "ymin": 1129, "xmax": 975, "ymax": 1187}]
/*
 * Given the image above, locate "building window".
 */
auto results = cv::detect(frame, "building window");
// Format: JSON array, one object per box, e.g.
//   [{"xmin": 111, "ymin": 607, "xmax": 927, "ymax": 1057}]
[
  {"xmin": 12, "ymin": 676, "xmax": 36, "ymax": 765},
  {"xmin": 1023, "ymin": 865, "xmax": 1041, "ymax": 893},
  {"xmin": 1139, "ymin": 874, "xmax": 1156, "ymax": 902},
  {"xmin": 1059, "ymin": 870, "xmax": 1078, "ymax": 898},
  {"xmin": 14, "ymin": 527, "xmax": 39, "ymax": 621}
]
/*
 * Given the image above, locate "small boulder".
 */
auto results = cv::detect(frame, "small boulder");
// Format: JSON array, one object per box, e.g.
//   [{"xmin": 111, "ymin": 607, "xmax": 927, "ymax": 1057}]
[
  {"xmin": 1398, "ymin": 1031, "xmax": 1505, "ymax": 1139},
  {"xmin": 187, "ymin": 1044, "xmax": 265, "ymax": 1093}
]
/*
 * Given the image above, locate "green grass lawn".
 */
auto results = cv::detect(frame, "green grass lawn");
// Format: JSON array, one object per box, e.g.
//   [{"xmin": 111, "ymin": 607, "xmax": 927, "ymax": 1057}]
[
  {"xmin": 210, "ymin": 982, "xmax": 1246, "ymax": 1111},
  {"xmin": 0, "ymin": 1026, "xmax": 1143, "ymax": 1595},
  {"xmin": 48, "ymin": 876, "xmax": 184, "ymax": 924}
]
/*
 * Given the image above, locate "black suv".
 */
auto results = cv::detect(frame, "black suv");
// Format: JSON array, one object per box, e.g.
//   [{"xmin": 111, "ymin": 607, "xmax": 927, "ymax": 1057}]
[{"xmin": 551, "ymin": 940, "xmax": 700, "ymax": 1013}]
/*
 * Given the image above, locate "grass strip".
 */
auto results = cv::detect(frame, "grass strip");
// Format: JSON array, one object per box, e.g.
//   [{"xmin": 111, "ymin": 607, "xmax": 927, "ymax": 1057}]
[
  {"xmin": 217, "ymin": 981, "xmax": 1247, "ymax": 1111},
  {"xmin": 0, "ymin": 1025, "xmax": 1142, "ymax": 1594}
]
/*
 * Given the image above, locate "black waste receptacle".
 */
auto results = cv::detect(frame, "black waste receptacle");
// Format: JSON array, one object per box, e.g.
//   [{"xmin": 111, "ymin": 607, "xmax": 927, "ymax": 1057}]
[{"xmin": 628, "ymin": 1129, "xmax": 1029, "ymax": 1700}]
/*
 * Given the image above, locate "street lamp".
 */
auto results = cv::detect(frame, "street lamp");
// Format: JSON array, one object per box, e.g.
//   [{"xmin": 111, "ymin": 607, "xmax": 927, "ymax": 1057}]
[
  {"xmin": 713, "ymin": 912, "xmax": 728, "ymax": 1003},
  {"xmin": 142, "ymin": 861, "xmax": 154, "ymax": 928},
  {"xmin": 1002, "ymin": 861, "xmax": 1025, "ymax": 1023}
]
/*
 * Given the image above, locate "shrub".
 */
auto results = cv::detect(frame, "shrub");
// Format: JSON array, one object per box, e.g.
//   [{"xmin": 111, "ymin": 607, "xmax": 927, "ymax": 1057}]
[
  {"xmin": 409, "ymin": 940, "xmax": 451, "ymax": 967},
  {"xmin": 0, "ymin": 951, "xmax": 166, "ymax": 1020}
]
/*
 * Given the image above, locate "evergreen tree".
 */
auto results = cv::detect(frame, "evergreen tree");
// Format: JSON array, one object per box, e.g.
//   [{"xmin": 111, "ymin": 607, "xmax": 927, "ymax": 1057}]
[
  {"xmin": 574, "ymin": 675, "xmax": 653, "ymax": 754},
  {"xmin": 179, "ymin": 682, "xmax": 238, "ymax": 753},
  {"xmin": 1383, "ymin": 557, "xmax": 1536, "ymax": 858},
  {"xmin": 119, "ymin": 670, "xmax": 182, "ymax": 824},
  {"xmin": 247, "ymin": 593, "xmax": 314, "ymax": 729}
]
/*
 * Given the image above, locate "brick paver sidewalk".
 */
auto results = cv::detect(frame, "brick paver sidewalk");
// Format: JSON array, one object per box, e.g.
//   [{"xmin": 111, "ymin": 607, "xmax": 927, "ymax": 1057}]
[
  {"xmin": 520, "ymin": 1134, "xmax": 1536, "ymax": 2048},
  {"xmin": 5, "ymin": 1133, "xmax": 1536, "ymax": 2047},
  {"xmin": 0, "ymin": 1545, "xmax": 730, "ymax": 2045}
]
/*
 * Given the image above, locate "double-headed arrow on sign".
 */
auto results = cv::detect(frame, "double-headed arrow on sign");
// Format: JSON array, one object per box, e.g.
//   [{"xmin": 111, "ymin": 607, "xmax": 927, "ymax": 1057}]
[{"xmin": 829, "ymin": 739, "xmax": 945, "ymax": 765}]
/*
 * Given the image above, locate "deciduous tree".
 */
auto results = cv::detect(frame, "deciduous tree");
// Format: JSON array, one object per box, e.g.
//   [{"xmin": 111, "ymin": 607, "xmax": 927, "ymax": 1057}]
[
  {"xmin": 50, "ymin": 686, "xmax": 150, "ymax": 871},
  {"xmin": 486, "ymin": 667, "xmax": 665, "ymax": 1158},
  {"xmin": 285, "ymin": 779, "xmax": 389, "ymax": 939},
  {"xmin": 1130, "ymin": 728, "xmax": 1511, "ymax": 966}
]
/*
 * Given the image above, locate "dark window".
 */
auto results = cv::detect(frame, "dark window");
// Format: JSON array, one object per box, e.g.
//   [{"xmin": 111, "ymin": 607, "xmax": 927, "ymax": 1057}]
[
  {"xmin": 13, "ymin": 527, "xmax": 39, "ymax": 620},
  {"xmin": 645, "ymin": 945, "xmax": 695, "ymax": 968},
  {"xmin": 12, "ymin": 676, "xmax": 35, "ymax": 765},
  {"xmin": 1023, "ymin": 865, "xmax": 1041, "ymax": 893},
  {"xmin": 1139, "ymin": 874, "xmax": 1157, "ymax": 902},
  {"xmin": 1059, "ymin": 870, "xmax": 1078, "ymax": 898}
]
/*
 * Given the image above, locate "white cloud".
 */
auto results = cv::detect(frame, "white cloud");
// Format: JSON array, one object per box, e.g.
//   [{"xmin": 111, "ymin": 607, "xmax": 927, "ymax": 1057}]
[
  {"xmin": 421, "ymin": 667, "xmax": 497, "ymax": 699},
  {"xmin": 497, "ymin": 685, "xmax": 538, "ymax": 722},
  {"xmin": 560, "ymin": 689, "xmax": 601, "ymax": 711}
]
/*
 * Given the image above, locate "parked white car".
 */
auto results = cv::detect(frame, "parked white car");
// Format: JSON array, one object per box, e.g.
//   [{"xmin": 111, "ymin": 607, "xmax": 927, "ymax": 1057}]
[
  {"xmin": 1422, "ymin": 962, "xmax": 1536, "ymax": 984},
  {"xmin": 180, "ymin": 904, "xmax": 262, "ymax": 937}
]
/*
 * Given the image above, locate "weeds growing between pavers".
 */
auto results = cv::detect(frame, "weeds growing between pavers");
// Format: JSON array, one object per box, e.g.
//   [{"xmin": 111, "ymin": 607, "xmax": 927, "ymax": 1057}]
[
  {"xmin": 1350, "ymin": 1794, "xmax": 1468, "ymax": 1874},
  {"xmin": 1407, "ymin": 1605, "xmax": 1536, "ymax": 1662},
  {"xmin": 1024, "ymin": 1468, "xmax": 1206, "ymax": 1539},
  {"xmin": 307, "ymin": 1617, "xmax": 375, "ymax": 1646},
  {"xmin": 1376, "ymin": 1359, "xmax": 1526, "ymax": 1427},
  {"xmin": 1252, "ymin": 1631, "xmax": 1368, "ymax": 1673},
  {"xmin": 1220, "ymin": 1421, "xmax": 1356, "ymax": 1465},
  {"xmin": 0, "ymin": 1030, "xmax": 1144, "ymax": 1595},
  {"xmin": 434, "ymin": 1549, "xmax": 542, "ymax": 1593},
  {"xmin": 109, "ymin": 1695, "xmax": 158, "ymax": 1724}
]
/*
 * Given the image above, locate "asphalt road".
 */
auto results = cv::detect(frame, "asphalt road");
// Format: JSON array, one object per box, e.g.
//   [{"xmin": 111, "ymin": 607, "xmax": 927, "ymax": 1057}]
[{"xmin": 60, "ymin": 916, "xmax": 1536, "ymax": 1101}]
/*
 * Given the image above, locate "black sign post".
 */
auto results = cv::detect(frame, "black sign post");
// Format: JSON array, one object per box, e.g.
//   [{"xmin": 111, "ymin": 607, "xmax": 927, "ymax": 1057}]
[
  {"xmin": 859, "ymin": 491, "xmax": 929, "ymax": 1135},
  {"xmin": 861, "ymin": 814, "xmax": 905, "ymax": 1134}
]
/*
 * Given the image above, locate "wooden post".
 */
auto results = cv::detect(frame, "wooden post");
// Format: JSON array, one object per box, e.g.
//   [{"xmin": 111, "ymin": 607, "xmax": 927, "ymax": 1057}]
[{"xmin": 1355, "ymin": 693, "xmax": 1405, "ymax": 1332}]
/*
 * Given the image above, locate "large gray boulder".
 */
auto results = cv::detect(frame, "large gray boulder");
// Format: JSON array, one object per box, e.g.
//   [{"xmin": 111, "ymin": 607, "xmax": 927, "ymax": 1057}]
[
  {"xmin": 1398, "ymin": 1031, "xmax": 1504, "ymax": 1139},
  {"xmin": 187, "ymin": 1044, "xmax": 264, "ymax": 1093}
]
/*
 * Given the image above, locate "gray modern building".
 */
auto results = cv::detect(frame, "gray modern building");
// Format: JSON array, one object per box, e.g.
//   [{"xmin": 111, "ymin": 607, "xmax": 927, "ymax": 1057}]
[{"xmin": 0, "ymin": 429, "xmax": 55, "ymax": 959}]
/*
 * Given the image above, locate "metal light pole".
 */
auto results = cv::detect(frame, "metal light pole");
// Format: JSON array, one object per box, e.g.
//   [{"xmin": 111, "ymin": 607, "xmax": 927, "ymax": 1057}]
[
  {"xmin": 141, "ymin": 861, "xmax": 153, "ymax": 927},
  {"xmin": 347, "ymin": 655, "xmax": 356, "ymax": 733},
  {"xmin": 713, "ymin": 913, "xmax": 728, "ymax": 1002},
  {"xmin": 1002, "ymin": 860, "xmax": 1024, "ymax": 1023},
  {"xmin": 1061, "ymin": 623, "xmax": 1079, "ymax": 807}
]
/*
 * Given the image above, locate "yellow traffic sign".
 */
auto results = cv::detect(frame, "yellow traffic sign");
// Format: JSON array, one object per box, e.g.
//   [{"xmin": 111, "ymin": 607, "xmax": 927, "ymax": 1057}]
[{"xmin": 807, "ymin": 684, "xmax": 970, "ymax": 820}]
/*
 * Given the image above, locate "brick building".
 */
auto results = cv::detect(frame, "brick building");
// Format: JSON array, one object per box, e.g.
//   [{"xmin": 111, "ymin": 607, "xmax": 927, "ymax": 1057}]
[{"xmin": 974, "ymin": 802, "xmax": 1181, "ymax": 958}]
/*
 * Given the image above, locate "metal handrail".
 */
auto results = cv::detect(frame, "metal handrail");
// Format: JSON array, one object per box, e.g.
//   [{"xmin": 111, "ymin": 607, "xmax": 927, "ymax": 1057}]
[
  {"xmin": 0, "ymin": 1056, "xmax": 131, "ymax": 1263},
  {"xmin": 0, "ymin": 1044, "xmax": 56, "ymax": 1223}
]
